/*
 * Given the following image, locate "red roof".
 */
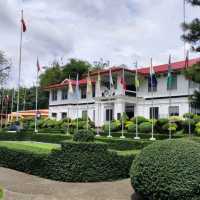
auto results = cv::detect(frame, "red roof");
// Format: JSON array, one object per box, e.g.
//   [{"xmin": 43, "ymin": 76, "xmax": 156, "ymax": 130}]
[
  {"xmin": 137, "ymin": 58, "xmax": 200, "ymax": 75},
  {"xmin": 44, "ymin": 79, "xmax": 96, "ymax": 90},
  {"xmin": 45, "ymin": 57, "xmax": 200, "ymax": 90}
]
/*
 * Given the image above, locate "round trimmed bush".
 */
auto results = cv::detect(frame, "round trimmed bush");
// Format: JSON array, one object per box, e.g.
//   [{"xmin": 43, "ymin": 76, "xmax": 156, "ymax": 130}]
[
  {"xmin": 181, "ymin": 119, "xmax": 196, "ymax": 133},
  {"xmin": 73, "ymin": 129, "xmax": 94, "ymax": 142},
  {"xmin": 139, "ymin": 122, "xmax": 152, "ymax": 133},
  {"xmin": 131, "ymin": 116, "xmax": 148, "ymax": 124},
  {"xmin": 155, "ymin": 118, "xmax": 169, "ymax": 133},
  {"xmin": 127, "ymin": 123, "xmax": 136, "ymax": 132},
  {"xmin": 103, "ymin": 120, "xmax": 121, "ymax": 132},
  {"xmin": 130, "ymin": 140, "xmax": 200, "ymax": 200}
]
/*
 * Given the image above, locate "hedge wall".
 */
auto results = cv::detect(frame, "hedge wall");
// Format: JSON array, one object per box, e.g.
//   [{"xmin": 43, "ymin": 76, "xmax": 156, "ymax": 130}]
[
  {"xmin": 0, "ymin": 140, "xmax": 135, "ymax": 182},
  {"xmin": 44, "ymin": 141, "xmax": 135, "ymax": 182},
  {"xmin": 0, "ymin": 132, "xmax": 71, "ymax": 144},
  {"xmin": 96, "ymin": 137, "xmax": 153, "ymax": 151},
  {"xmin": 0, "ymin": 147, "xmax": 46, "ymax": 176}
]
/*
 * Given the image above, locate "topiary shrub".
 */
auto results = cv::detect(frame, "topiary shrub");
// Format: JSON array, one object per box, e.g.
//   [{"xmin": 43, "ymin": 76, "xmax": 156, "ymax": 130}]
[
  {"xmin": 73, "ymin": 129, "xmax": 94, "ymax": 142},
  {"xmin": 139, "ymin": 122, "xmax": 152, "ymax": 133},
  {"xmin": 130, "ymin": 140, "xmax": 200, "ymax": 200},
  {"xmin": 155, "ymin": 118, "xmax": 169, "ymax": 133},
  {"xmin": 131, "ymin": 116, "xmax": 148, "ymax": 124},
  {"xmin": 127, "ymin": 123, "xmax": 136, "ymax": 132},
  {"xmin": 195, "ymin": 122, "xmax": 200, "ymax": 135},
  {"xmin": 44, "ymin": 141, "xmax": 134, "ymax": 182},
  {"xmin": 103, "ymin": 120, "xmax": 121, "ymax": 132},
  {"xmin": 183, "ymin": 112, "xmax": 195, "ymax": 119},
  {"xmin": 162, "ymin": 123, "xmax": 177, "ymax": 134},
  {"xmin": 181, "ymin": 119, "xmax": 196, "ymax": 133}
]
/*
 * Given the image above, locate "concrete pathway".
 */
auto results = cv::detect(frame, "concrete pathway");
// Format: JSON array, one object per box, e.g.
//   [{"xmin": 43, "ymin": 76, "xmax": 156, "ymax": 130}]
[{"xmin": 0, "ymin": 167, "xmax": 140, "ymax": 200}]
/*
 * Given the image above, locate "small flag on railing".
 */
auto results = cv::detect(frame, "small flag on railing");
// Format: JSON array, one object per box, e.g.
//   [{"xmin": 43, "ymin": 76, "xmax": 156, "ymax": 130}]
[
  {"xmin": 148, "ymin": 59, "xmax": 157, "ymax": 88},
  {"xmin": 68, "ymin": 77, "xmax": 73, "ymax": 95},
  {"xmin": 86, "ymin": 72, "xmax": 92, "ymax": 97},
  {"xmin": 167, "ymin": 55, "xmax": 174, "ymax": 89},
  {"xmin": 21, "ymin": 10, "xmax": 27, "ymax": 32}
]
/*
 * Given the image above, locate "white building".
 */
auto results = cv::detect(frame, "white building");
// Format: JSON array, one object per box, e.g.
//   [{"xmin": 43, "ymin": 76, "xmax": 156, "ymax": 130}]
[{"xmin": 45, "ymin": 58, "xmax": 200, "ymax": 127}]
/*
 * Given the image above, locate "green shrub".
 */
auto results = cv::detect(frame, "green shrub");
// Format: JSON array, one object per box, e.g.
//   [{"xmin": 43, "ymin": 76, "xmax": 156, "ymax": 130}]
[
  {"xmin": 195, "ymin": 122, "xmax": 200, "ymax": 135},
  {"xmin": 73, "ymin": 130, "xmax": 94, "ymax": 142},
  {"xmin": 183, "ymin": 112, "xmax": 195, "ymax": 119},
  {"xmin": 0, "ymin": 146, "xmax": 46, "ymax": 176},
  {"xmin": 193, "ymin": 115, "xmax": 200, "ymax": 123},
  {"xmin": 162, "ymin": 123, "xmax": 177, "ymax": 134},
  {"xmin": 44, "ymin": 141, "xmax": 134, "ymax": 182},
  {"xmin": 130, "ymin": 140, "xmax": 200, "ymax": 200},
  {"xmin": 103, "ymin": 120, "xmax": 121, "ymax": 132},
  {"xmin": 139, "ymin": 122, "xmax": 152, "ymax": 133},
  {"xmin": 127, "ymin": 123, "xmax": 136, "ymax": 132},
  {"xmin": 169, "ymin": 116, "xmax": 183, "ymax": 130},
  {"xmin": 125, "ymin": 121, "xmax": 134, "ymax": 129},
  {"xmin": 95, "ymin": 137, "xmax": 152, "ymax": 151},
  {"xmin": 181, "ymin": 119, "xmax": 196, "ymax": 133},
  {"xmin": 131, "ymin": 116, "xmax": 148, "ymax": 124},
  {"xmin": 155, "ymin": 118, "xmax": 169, "ymax": 133}
]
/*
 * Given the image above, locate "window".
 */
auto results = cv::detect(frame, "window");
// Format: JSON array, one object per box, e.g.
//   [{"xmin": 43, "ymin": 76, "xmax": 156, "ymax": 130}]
[
  {"xmin": 106, "ymin": 109, "xmax": 113, "ymax": 121},
  {"xmin": 92, "ymin": 84, "xmax": 95, "ymax": 97},
  {"xmin": 169, "ymin": 106, "xmax": 179, "ymax": 116},
  {"xmin": 82, "ymin": 110, "xmax": 88, "ymax": 119},
  {"xmin": 117, "ymin": 113, "xmax": 121, "ymax": 120},
  {"xmin": 167, "ymin": 74, "xmax": 177, "ymax": 90},
  {"xmin": 52, "ymin": 90, "xmax": 57, "ymax": 101},
  {"xmin": 189, "ymin": 80, "xmax": 199, "ymax": 89},
  {"xmin": 61, "ymin": 88, "xmax": 68, "ymax": 100},
  {"xmin": 81, "ymin": 87, "xmax": 86, "ymax": 99},
  {"xmin": 61, "ymin": 112, "xmax": 67, "ymax": 119},
  {"xmin": 52, "ymin": 113, "xmax": 57, "ymax": 118},
  {"xmin": 150, "ymin": 107, "xmax": 159, "ymax": 119}
]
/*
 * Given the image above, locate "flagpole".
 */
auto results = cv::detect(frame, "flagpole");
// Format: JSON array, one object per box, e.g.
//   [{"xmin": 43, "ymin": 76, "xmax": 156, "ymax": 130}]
[
  {"xmin": 67, "ymin": 106, "xmax": 70, "ymax": 135},
  {"xmin": 16, "ymin": 10, "xmax": 24, "ymax": 121},
  {"xmin": 134, "ymin": 61, "xmax": 140, "ymax": 140},
  {"xmin": 34, "ymin": 69, "xmax": 38, "ymax": 133},
  {"xmin": 107, "ymin": 69, "xmax": 112, "ymax": 138},
  {"xmin": 0, "ymin": 89, "xmax": 4, "ymax": 129},
  {"xmin": 186, "ymin": 51, "xmax": 191, "ymax": 136},
  {"xmin": 120, "ymin": 67, "xmax": 125, "ymax": 139},
  {"xmin": 96, "ymin": 71, "xmax": 101, "ymax": 137},
  {"xmin": 23, "ymin": 88, "xmax": 26, "ymax": 111},
  {"xmin": 10, "ymin": 88, "xmax": 14, "ymax": 122},
  {"xmin": 150, "ymin": 58, "xmax": 156, "ymax": 141},
  {"xmin": 168, "ymin": 55, "xmax": 172, "ymax": 139},
  {"xmin": 86, "ymin": 72, "xmax": 89, "ymax": 132}
]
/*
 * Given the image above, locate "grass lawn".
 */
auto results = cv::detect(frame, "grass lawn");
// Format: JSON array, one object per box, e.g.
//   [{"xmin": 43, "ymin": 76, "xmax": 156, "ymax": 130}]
[
  {"xmin": 0, "ymin": 141, "xmax": 60, "ymax": 154},
  {"xmin": 111, "ymin": 149, "xmax": 141, "ymax": 156}
]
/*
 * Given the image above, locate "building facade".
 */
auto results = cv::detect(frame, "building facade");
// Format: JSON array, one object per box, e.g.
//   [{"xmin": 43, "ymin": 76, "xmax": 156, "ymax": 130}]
[{"xmin": 45, "ymin": 58, "xmax": 200, "ymax": 127}]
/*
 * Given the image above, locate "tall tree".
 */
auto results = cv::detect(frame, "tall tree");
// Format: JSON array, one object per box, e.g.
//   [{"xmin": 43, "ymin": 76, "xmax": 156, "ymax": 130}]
[
  {"xmin": 39, "ymin": 58, "xmax": 92, "ymax": 87},
  {"xmin": 182, "ymin": 0, "xmax": 200, "ymax": 108}
]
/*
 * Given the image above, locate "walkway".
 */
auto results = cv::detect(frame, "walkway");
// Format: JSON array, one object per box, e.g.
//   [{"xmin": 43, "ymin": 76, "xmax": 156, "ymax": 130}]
[{"xmin": 0, "ymin": 167, "xmax": 140, "ymax": 200}]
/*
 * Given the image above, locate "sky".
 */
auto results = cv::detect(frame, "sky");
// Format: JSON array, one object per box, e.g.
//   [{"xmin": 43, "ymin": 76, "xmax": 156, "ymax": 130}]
[{"xmin": 0, "ymin": 0, "xmax": 199, "ymax": 87}]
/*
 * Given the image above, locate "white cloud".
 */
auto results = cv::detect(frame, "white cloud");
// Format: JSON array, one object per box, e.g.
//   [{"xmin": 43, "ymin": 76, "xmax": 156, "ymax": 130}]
[{"xmin": 0, "ymin": 0, "xmax": 199, "ymax": 87}]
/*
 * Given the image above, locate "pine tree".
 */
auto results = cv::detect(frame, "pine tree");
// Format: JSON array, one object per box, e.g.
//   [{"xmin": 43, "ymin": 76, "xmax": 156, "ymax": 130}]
[{"xmin": 182, "ymin": 0, "xmax": 200, "ymax": 109}]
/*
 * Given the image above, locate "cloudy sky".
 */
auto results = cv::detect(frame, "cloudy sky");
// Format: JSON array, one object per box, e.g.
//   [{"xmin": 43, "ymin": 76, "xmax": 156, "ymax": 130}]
[{"xmin": 0, "ymin": 0, "xmax": 199, "ymax": 87}]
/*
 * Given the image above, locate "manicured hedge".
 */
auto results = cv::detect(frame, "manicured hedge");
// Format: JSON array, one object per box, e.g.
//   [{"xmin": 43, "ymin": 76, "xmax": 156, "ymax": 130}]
[
  {"xmin": 0, "ymin": 147, "xmax": 46, "ymax": 176},
  {"xmin": 73, "ymin": 129, "xmax": 94, "ymax": 142},
  {"xmin": 0, "ymin": 132, "xmax": 72, "ymax": 144},
  {"xmin": 0, "ymin": 140, "xmax": 135, "ymax": 182},
  {"xmin": 96, "ymin": 137, "xmax": 153, "ymax": 151},
  {"xmin": 44, "ymin": 141, "xmax": 135, "ymax": 182},
  {"xmin": 130, "ymin": 140, "xmax": 200, "ymax": 200}
]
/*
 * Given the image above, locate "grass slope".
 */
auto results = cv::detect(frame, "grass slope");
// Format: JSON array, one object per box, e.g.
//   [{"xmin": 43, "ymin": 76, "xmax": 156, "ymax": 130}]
[{"xmin": 0, "ymin": 141, "xmax": 60, "ymax": 154}]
